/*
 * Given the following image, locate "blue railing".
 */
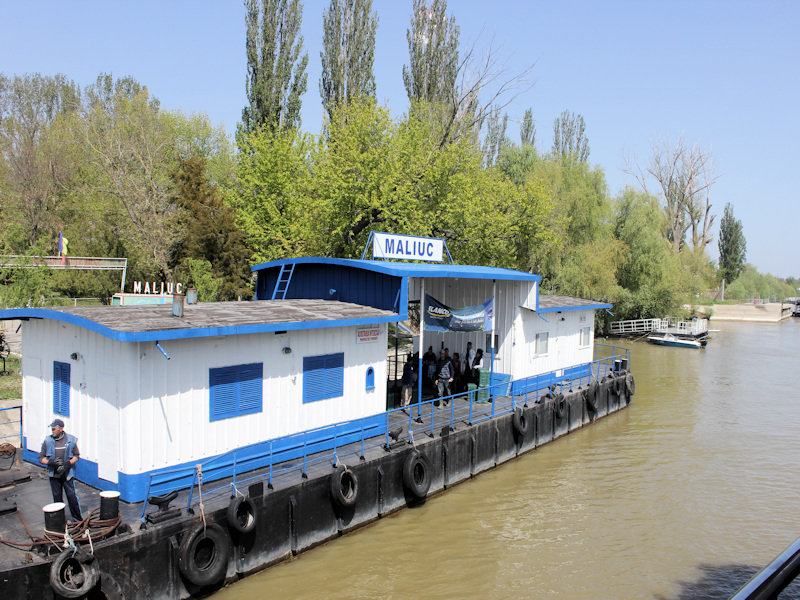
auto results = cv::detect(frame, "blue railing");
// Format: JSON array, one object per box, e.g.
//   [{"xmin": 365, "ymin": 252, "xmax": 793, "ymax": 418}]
[
  {"xmin": 139, "ymin": 344, "xmax": 630, "ymax": 522},
  {"xmin": 0, "ymin": 405, "xmax": 22, "ymax": 443}
]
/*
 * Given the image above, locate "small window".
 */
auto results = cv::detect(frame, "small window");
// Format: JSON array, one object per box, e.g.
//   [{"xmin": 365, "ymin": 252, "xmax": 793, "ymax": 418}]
[
  {"xmin": 535, "ymin": 332, "xmax": 549, "ymax": 357},
  {"xmin": 303, "ymin": 353, "xmax": 344, "ymax": 403},
  {"xmin": 53, "ymin": 361, "xmax": 71, "ymax": 416},
  {"xmin": 365, "ymin": 366, "xmax": 375, "ymax": 390},
  {"xmin": 580, "ymin": 326, "xmax": 591, "ymax": 348},
  {"xmin": 209, "ymin": 363, "xmax": 263, "ymax": 421}
]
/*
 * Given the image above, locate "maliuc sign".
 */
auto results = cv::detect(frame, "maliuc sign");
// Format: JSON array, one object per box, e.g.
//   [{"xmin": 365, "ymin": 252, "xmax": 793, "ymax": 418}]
[
  {"xmin": 132, "ymin": 281, "xmax": 183, "ymax": 295},
  {"xmin": 424, "ymin": 294, "xmax": 494, "ymax": 332},
  {"xmin": 372, "ymin": 232, "xmax": 444, "ymax": 262}
]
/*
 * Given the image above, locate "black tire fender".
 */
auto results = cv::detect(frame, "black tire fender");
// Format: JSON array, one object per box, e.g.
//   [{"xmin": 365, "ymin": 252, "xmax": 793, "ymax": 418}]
[
  {"xmin": 512, "ymin": 408, "xmax": 528, "ymax": 437},
  {"xmin": 402, "ymin": 450, "xmax": 431, "ymax": 499},
  {"xmin": 586, "ymin": 381, "xmax": 599, "ymax": 412},
  {"xmin": 626, "ymin": 372, "xmax": 635, "ymax": 396},
  {"xmin": 554, "ymin": 393, "xmax": 567, "ymax": 420},
  {"xmin": 330, "ymin": 464, "xmax": 358, "ymax": 507},
  {"xmin": 49, "ymin": 549, "xmax": 100, "ymax": 599},
  {"xmin": 227, "ymin": 495, "xmax": 257, "ymax": 534},
  {"xmin": 178, "ymin": 522, "xmax": 231, "ymax": 588}
]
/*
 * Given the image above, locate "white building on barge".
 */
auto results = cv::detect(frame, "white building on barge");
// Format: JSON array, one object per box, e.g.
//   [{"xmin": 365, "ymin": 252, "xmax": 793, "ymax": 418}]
[{"xmin": 0, "ymin": 236, "xmax": 611, "ymax": 503}]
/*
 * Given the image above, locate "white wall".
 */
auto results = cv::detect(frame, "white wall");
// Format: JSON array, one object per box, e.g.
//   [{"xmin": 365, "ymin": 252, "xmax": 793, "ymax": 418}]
[
  {"xmin": 514, "ymin": 308, "xmax": 596, "ymax": 376},
  {"xmin": 22, "ymin": 320, "xmax": 388, "ymax": 477}
]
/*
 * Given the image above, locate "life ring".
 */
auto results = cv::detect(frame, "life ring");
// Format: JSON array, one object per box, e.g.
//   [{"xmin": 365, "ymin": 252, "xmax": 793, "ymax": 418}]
[
  {"xmin": 554, "ymin": 393, "xmax": 567, "ymax": 420},
  {"xmin": 626, "ymin": 372, "xmax": 635, "ymax": 396},
  {"xmin": 227, "ymin": 495, "xmax": 257, "ymax": 534},
  {"xmin": 49, "ymin": 548, "xmax": 100, "ymax": 599},
  {"xmin": 178, "ymin": 522, "xmax": 231, "ymax": 588},
  {"xmin": 402, "ymin": 450, "xmax": 431, "ymax": 499},
  {"xmin": 585, "ymin": 381, "xmax": 598, "ymax": 412},
  {"xmin": 330, "ymin": 464, "xmax": 358, "ymax": 507},
  {"xmin": 512, "ymin": 408, "xmax": 529, "ymax": 437},
  {"xmin": 93, "ymin": 571, "xmax": 126, "ymax": 600}
]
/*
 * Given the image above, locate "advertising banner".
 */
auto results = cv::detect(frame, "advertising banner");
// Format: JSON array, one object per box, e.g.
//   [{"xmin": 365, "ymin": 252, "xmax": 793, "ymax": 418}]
[
  {"xmin": 372, "ymin": 232, "xmax": 444, "ymax": 262},
  {"xmin": 424, "ymin": 294, "xmax": 493, "ymax": 332}
]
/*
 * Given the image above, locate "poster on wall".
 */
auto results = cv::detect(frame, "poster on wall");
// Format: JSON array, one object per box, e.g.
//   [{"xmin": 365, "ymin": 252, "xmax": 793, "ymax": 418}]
[{"xmin": 424, "ymin": 294, "xmax": 493, "ymax": 332}]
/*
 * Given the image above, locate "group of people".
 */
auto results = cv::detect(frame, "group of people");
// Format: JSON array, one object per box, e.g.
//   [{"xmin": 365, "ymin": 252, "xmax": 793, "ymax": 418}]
[{"xmin": 400, "ymin": 341, "xmax": 485, "ymax": 408}]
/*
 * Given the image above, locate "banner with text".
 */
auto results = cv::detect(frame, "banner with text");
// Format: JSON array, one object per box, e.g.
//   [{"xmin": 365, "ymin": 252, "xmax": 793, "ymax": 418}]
[
  {"xmin": 372, "ymin": 232, "xmax": 444, "ymax": 262},
  {"xmin": 424, "ymin": 294, "xmax": 493, "ymax": 332}
]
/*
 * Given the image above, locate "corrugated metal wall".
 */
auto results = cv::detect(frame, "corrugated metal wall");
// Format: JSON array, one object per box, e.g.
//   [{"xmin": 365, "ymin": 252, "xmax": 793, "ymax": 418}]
[
  {"xmin": 22, "ymin": 320, "xmax": 387, "ymax": 478},
  {"xmin": 257, "ymin": 263, "xmax": 401, "ymax": 311}
]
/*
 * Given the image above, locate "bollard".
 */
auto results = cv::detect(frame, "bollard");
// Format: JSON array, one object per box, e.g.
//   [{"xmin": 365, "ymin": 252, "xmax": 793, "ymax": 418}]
[
  {"xmin": 43, "ymin": 502, "xmax": 66, "ymax": 533},
  {"xmin": 99, "ymin": 490, "xmax": 121, "ymax": 520}
]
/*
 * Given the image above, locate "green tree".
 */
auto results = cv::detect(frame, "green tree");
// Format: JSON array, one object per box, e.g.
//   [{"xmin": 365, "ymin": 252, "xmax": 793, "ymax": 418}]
[
  {"xmin": 520, "ymin": 107, "xmax": 535, "ymax": 147},
  {"xmin": 403, "ymin": 0, "xmax": 459, "ymax": 105},
  {"xmin": 0, "ymin": 73, "xmax": 80, "ymax": 249},
  {"xmin": 320, "ymin": 0, "xmax": 378, "ymax": 119},
  {"xmin": 552, "ymin": 110, "xmax": 589, "ymax": 163},
  {"xmin": 170, "ymin": 157, "xmax": 253, "ymax": 301},
  {"xmin": 233, "ymin": 126, "xmax": 317, "ymax": 263},
  {"xmin": 718, "ymin": 202, "xmax": 746, "ymax": 283},
  {"xmin": 241, "ymin": 0, "xmax": 309, "ymax": 136}
]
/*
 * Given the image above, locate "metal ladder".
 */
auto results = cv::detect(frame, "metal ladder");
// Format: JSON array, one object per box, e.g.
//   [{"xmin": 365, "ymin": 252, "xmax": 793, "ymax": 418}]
[{"xmin": 271, "ymin": 264, "xmax": 295, "ymax": 300}]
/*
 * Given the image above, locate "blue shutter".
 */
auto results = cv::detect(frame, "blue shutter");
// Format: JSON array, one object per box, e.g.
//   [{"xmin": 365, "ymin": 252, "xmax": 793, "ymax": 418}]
[
  {"xmin": 237, "ymin": 364, "xmax": 263, "ymax": 414},
  {"xmin": 303, "ymin": 353, "xmax": 344, "ymax": 403},
  {"xmin": 210, "ymin": 363, "xmax": 263, "ymax": 421},
  {"xmin": 53, "ymin": 361, "xmax": 70, "ymax": 417}
]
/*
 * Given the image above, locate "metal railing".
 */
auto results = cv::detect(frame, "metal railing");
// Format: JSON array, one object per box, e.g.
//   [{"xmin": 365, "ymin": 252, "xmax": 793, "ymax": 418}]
[
  {"xmin": 730, "ymin": 536, "xmax": 800, "ymax": 599},
  {"xmin": 139, "ymin": 344, "xmax": 630, "ymax": 522},
  {"xmin": 610, "ymin": 318, "xmax": 661, "ymax": 334},
  {"xmin": 0, "ymin": 406, "xmax": 22, "ymax": 445}
]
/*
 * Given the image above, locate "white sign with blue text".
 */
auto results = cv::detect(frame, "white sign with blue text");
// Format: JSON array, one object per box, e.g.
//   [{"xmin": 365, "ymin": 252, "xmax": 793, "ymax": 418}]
[{"xmin": 372, "ymin": 232, "xmax": 444, "ymax": 262}]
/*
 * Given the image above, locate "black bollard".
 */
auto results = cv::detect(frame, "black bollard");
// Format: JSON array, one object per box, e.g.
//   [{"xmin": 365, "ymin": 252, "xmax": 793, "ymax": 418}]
[
  {"xmin": 43, "ymin": 502, "xmax": 66, "ymax": 533},
  {"xmin": 99, "ymin": 491, "xmax": 120, "ymax": 520}
]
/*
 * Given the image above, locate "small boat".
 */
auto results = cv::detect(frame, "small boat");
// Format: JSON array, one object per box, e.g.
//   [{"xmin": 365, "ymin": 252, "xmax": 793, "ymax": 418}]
[{"xmin": 647, "ymin": 333, "xmax": 706, "ymax": 349}]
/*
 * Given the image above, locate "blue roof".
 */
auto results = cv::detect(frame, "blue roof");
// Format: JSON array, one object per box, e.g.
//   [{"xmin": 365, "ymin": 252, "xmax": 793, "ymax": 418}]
[{"xmin": 251, "ymin": 257, "xmax": 542, "ymax": 282}]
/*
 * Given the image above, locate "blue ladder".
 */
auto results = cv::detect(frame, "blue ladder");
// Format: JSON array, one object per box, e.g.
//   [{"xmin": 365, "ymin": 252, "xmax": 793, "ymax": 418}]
[{"xmin": 271, "ymin": 264, "xmax": 295, "ymax": 300}]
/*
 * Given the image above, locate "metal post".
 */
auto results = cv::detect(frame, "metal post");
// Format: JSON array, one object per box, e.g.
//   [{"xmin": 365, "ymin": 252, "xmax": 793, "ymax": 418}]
[{"xmin": 417, "ymin": 278, "xmax": 425, "ymax": 418}]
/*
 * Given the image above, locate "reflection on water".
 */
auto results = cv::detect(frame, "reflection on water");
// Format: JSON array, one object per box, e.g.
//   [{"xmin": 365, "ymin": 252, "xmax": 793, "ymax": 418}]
[{"xmin": 213, "ymin": 320, "xmax": 800, "ymax": 600}]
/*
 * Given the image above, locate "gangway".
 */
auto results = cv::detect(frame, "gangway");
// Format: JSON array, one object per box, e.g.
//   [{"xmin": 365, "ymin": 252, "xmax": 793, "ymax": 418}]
[{"xmin": 610, "ymin": 317, "xmax": 708, "ymax": 337}]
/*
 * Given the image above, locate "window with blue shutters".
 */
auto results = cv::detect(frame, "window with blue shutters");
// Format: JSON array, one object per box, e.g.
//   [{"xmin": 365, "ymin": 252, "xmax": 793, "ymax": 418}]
[
  {"xmin": 209, "ymin": 363, "xmax": 263, "ymax": 421},
  {"xmin": 53, "ymin": 361, "xmax": 71, "ymax": 416},
  {"xmin": 303, "ymin": 353, "xmax": 344, "ymax": 403}
]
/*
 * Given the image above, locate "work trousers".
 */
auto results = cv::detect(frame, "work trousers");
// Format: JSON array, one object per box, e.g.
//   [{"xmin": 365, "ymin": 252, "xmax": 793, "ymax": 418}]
[{"xmin": 49, "ymin": 475, "xmax": 83, "ymax": 521}]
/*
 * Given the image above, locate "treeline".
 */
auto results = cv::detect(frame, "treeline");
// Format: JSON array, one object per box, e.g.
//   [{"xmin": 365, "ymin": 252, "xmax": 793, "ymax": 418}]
[{"xmin": 0, "ymin": 0, "xmax": 793, "ymax": 322}]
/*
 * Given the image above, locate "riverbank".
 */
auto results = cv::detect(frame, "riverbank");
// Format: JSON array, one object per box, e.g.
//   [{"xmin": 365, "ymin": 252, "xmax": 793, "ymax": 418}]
[{"xmin": 691, "ymin": 302, "xmax": 793, "ymax": 322}]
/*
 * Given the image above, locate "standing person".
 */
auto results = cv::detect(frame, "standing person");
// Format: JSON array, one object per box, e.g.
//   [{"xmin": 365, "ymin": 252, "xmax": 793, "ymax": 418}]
[
  {"xmin": 434, "ymin": 349, "xmax": 454, "ymax": 406},
  {"xmin": 401, "ymin": 356, "xmax": 414, "ymax": 408},
  {"xmin": 422, "ymin": 346, "xmax": 437, "ymax": 387},
  {"xmin": 39, "ymin": 419, "xmax": 83, "ymax": 522},
  {"xmin": 463, "ymin": 341, "xmax": 476, "ymax": 385},
  {"xmin": 471, "ymin": 349, "xmax": 485, "ymax": 384},
  {"xmin": 452, "ymin": 352, "xmax": 463, "ymax": 392}
]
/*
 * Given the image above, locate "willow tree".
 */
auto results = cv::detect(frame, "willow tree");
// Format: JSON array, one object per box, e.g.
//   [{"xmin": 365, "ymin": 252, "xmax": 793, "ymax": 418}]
[
  {"xmin": 320, "ymin": 0, "xmax": 378, "ymax": 119},
  {"xmin": 241, "ymin": 0, "xmax": 308, "ymax": 136}
]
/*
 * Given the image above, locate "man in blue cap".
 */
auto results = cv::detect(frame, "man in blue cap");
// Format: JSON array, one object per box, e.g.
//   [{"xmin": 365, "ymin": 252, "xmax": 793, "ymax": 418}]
[{"xmin": 38, "ymin": 418, "xmax": 83, "ymax": 521}]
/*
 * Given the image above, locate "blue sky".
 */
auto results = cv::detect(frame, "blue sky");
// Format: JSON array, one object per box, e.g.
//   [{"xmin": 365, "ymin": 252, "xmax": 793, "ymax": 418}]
[{"xmin": 2, "ymin": 1, "xmax": 798, "ymax": 278}]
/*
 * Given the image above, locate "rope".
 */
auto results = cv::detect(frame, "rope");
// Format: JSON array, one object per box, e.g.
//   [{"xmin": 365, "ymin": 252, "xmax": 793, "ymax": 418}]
[
  {"xmin": 0, "ymin": 442, "xmax": 16, "ymax": 458},
  {"xmin": 0, "ymin": 507, "xmax": 121, "ymax": 550},
  {"xmin": 196, "ymin": 464, "xmax": 206, "ymax": 532}
]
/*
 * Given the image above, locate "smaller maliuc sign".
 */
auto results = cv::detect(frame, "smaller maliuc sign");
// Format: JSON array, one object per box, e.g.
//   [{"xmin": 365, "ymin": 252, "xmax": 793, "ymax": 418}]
[
  {"xmin": 424, "ymin": 294, "xmax": 494, "ymax": 332},
  {"xmin": 372, "ymin": 232, "xmax": 444, "ymax": 262}
]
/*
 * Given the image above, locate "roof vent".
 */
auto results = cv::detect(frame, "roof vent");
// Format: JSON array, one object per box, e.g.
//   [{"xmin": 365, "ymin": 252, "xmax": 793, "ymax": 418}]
[
  {"xmin": 186, "ymin": 288, "xmax": 198, "ymax": 305},
  {"xmin": 172, "ymin": 293, "xmax": 185, "ymax": 317}
]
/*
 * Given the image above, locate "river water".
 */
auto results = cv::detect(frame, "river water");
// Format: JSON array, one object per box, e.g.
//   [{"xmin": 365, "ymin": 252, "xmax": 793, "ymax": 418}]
[{"xmin": 213, "ymin": 319, "xmax": 800, "ymax": 600}]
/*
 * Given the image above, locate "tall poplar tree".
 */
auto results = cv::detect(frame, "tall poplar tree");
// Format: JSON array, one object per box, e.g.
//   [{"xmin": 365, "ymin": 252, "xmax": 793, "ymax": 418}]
[
  {"xmin": 552, "ymin": 110, "xmax": 589, "ymax": 163},
  {"xmin": 241, "ymin": 0, "xmax": 309, "ymax": 136},
  {"xmin": 402, "ymin": 0, "xmax": 459, "ymax": 104},
  {"xmin": 718, "ymin": 202, "xmax": 746, "ymax": 283},
  {"xmin": 320, "ymin": 0, "xmax": 378, "ymax": 120}
]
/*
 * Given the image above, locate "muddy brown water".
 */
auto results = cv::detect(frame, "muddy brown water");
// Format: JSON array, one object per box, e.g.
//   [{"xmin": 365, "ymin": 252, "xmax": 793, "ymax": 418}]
[{"xmin": 212, "ymin": 320, "xmax": 800, "ymax": 599}]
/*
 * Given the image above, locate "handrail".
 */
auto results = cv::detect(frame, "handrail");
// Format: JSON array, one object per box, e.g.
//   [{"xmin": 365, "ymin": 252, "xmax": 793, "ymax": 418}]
[
  {"xmin": 730, "ymin": 536, "xmax": 800, "ymax": 600},
  {"xmin": 139, "ymin": 344, "xmax": 631, "ymax": 520}
]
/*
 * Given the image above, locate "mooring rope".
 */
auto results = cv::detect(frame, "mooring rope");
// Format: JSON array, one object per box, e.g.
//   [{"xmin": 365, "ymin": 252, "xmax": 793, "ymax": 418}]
[
  {"xmin": 0, "ymin": 507, "xmax": 121, "ymax": 551},
  {"xmin": 196, "ymin": 464, "xmax": 206, "ymax": 532}
]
